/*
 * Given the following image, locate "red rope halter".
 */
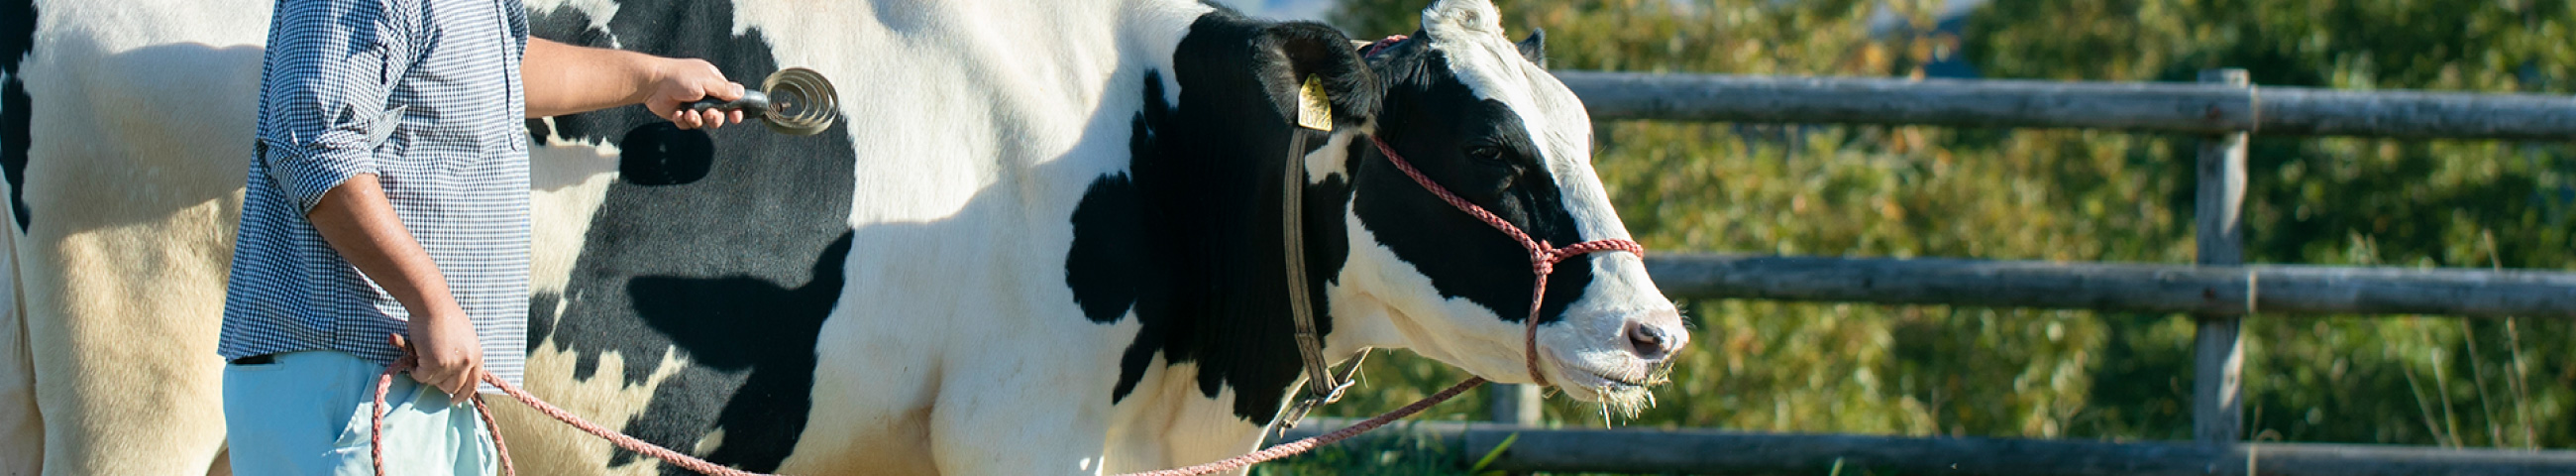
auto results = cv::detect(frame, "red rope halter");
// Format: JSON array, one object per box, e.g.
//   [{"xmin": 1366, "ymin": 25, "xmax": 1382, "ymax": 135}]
[
  {"xmin": 1368, "ymin": 137, "xmax": 1645, "ymax": 388},
  {"xmin": 1122, "ymin": 136, "xmax": 1647, "ymax": 476}
]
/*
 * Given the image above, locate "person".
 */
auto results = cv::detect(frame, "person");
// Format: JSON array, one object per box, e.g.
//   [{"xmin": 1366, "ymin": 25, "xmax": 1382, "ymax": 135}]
[{"xmin": 217, "ymin": 0, "xmax": 745, "ymax": 473}]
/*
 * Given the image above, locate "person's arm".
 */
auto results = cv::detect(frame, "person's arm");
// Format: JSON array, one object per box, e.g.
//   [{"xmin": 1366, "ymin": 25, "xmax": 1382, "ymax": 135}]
[
  {"xmin": 307, "ymin": 175, "xmax": 482, "ymax": 399},
  {"xmin": 255, "ymin": 0, "xmax": 481, "ymax": 398},
  {"xmin": 522, "ymin": 38, "xmax": 745, "ymax": 129}
]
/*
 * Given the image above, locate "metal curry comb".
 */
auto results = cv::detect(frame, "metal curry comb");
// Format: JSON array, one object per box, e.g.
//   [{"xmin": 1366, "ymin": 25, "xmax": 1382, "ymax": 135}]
[{"xmin": 686, "ymin": 66, "xmax": 840, "ymax": 136}]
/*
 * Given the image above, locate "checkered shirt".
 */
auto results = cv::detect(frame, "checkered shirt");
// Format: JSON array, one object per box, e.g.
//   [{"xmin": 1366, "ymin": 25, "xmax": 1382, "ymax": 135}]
[{"xmin": 222, "ymin": 0, "xmax": 532, "ymax": 390}]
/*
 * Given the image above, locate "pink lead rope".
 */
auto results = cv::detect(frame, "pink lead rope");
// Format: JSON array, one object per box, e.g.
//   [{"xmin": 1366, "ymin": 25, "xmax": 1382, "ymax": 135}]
[
  {"xmin": 370, "ymin": 39, "xmax": 1642, "ymax": 474},
  {"xmin": 373, "ymin": 338, "xmax": 764, "ymax": 476}
]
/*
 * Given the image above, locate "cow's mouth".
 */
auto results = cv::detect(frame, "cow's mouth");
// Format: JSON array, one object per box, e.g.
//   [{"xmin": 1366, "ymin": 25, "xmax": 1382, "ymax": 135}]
[
  {"xmin": 1542, "ymin": 351, "xmax": 1668, "ymax": 394},
  {"xmin": 1560, "ymin": 363, "xmax": 1655, "ymax": 389},
  {"xmin": 1537, "ymin": 353, "xmax": 1663, "ymax": 417}
]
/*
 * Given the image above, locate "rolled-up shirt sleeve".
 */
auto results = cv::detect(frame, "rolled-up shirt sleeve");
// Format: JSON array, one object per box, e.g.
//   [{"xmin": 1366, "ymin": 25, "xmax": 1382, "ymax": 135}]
[{"xmin": 254, "ymin": 0, "xmax": 419, "ymax": 213}]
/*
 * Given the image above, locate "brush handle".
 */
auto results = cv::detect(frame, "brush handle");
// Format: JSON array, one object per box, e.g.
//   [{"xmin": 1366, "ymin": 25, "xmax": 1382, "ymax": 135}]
[{"xmin": 685, "ymin": 90, "xmax": 771, "ymax": 115}]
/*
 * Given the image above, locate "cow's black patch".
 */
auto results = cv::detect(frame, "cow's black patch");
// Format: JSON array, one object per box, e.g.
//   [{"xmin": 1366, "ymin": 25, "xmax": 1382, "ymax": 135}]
[
  {"xmin": 616, "ymin": 123, "xmax": 714, "ymax": 186},
  {"xmin": 525, "ymin": 118, "xmax": 552, "ymax": 143},
  {"xmin": 2, "ymin": 78, "xmax": 28, "ymax": 233},
  {"xmin": 4, "ymin": 0, "xmax": 35, "ymax": 231},
  {"xmin": 524, "ymin": 1, "xmax": 851, "ymax": 473},
  {"xmin": 0, "ymin": 0, "xmax": 27, "ymax": 71},
  {"xmin": 1065, "ymin": 12, "xmax": 1377, "ymax": 422},
  {"xmin": 526, "ymin": 291, "xmax": 561, "ymax": 351},
  {"xmin": 1350, "ymin": 34, "xmax": 1594, "ymax": 326},
  {"xmin": 1065, "ymin": 172, "xmax": 1145, "ymax": 325},
  {"xmin": 608, "ymin": 231, "xmax": 845, "ymax": 468}
]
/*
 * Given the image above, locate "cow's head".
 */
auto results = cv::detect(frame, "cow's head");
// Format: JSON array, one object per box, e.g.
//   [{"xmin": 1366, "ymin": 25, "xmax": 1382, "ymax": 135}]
[
  {"xmin": 1328, "ymin": 0, "xmax": 1685, "ymax": 413},
  {"xmin": 1082, "ymin": 0, "xmax": 1682, "ymax": 422}
]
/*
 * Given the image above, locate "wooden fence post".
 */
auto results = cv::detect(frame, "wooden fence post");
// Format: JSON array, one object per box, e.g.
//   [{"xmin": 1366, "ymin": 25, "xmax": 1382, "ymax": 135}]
[
  {"xmin": 2193, "ymin": 67, "xmax": 2252, "ymax": 445},
  {"xmin": 1492, "ymin": 383, "xmax": 1542, "ymax": 426}
]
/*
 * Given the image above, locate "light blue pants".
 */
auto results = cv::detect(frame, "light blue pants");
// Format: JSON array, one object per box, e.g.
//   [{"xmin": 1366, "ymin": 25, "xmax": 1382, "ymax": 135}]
[{"xmin": 223, "ymin": 351, "xmax": 498, "ymax": 476}]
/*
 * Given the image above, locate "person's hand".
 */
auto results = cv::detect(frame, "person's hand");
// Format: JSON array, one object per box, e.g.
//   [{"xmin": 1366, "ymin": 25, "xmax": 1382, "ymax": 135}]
[
  {"xmin": 396, "ymin": 310, "xmax": 483, "ymax": 401},
  {"xmin": 642, "ymin": 58, "xmax": 748, "ymax": 130}
]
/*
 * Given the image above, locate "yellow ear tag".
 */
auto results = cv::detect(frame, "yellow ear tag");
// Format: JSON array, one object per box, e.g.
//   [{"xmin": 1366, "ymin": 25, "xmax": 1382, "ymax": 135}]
[{"xmin": 1296, "ymin": 75, "xmax": 1333, "ymax": 131}]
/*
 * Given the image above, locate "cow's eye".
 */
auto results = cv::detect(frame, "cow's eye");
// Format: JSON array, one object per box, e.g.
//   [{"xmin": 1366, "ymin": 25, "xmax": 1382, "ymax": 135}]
[{"xmin": 1464, "ymin": 146, "xmax": 1509, "ymax": 164}]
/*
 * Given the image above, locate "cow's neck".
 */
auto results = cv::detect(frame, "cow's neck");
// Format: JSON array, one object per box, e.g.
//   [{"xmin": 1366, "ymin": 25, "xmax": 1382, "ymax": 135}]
[
  {"xmin": 1117, "ymin": 112, "xmax": 1358, "ymax": 426},
  {"xmin": 1075, "ymin": 33, "xmax": 1361, "ymax": 428}
]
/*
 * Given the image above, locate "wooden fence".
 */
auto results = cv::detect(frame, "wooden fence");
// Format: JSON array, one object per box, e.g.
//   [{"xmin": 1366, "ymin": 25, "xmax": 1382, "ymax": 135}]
[
  {"xmin": 1278, "ymin": 418, "xmax": 2576, "ymax": 476},
  {"xmin": 1644, "ymin": 255, "xmax": 2576, "ymax": 318},
  {"xmin": 1428, "ymin": 69, "xmax": 2576, "ymax": 474},
  {"xmin": 1558, "ymin": 70, "xmax": 2576, "ymax": 140}
]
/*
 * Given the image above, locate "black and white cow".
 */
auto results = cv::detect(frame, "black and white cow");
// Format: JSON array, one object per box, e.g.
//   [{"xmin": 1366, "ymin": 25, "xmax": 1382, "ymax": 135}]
[{"xmin": 0, "ymin": 0, "xmax": 1685, "ymax": 474}]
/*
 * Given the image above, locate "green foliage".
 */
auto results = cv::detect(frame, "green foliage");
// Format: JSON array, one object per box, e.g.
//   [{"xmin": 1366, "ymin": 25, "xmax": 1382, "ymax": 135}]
[{"xmin": 1274, "ymin": 0, "xmax": 2576, "ymax": 473}]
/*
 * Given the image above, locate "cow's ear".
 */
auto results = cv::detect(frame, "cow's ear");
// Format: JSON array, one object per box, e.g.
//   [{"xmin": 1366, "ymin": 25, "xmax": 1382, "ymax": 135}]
[
  {"xmin": 1255, "ymin": 21, "xmax": 1379, "ymax": 129},
  {"xmin": 1517, "ymin": 29, "xmax": 1546, "ymax": 67}
]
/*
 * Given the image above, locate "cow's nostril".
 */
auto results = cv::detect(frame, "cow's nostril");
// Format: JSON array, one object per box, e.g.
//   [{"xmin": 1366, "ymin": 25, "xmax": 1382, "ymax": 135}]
[{"xmin": 1624, "ymin": 322, "xmax": 1674, "ymax": 361}]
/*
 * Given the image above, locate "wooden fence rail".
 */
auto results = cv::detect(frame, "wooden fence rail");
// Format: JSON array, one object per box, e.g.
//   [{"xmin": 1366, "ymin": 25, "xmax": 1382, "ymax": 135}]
[
  {"xmin": 1275, "ymin": 418, "xmax": 2576, "ymax": 476},
  {"xmin": 1642, "ymin": 254, "xmax": 2576, "ymax": 318},
  {"xmin": 1425, "ymin": 68, "xmax": 2576, "ymax": 467},
  {"xmin": 1556, "ymin": 71, "xmax": 2576, "ymax": 140},
  {"xmin": 1440, "ymin": 68, "xmax": 2576, "ymax": 454}
]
